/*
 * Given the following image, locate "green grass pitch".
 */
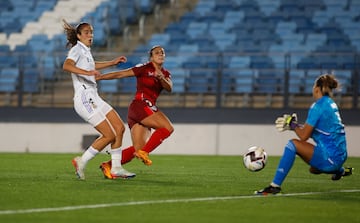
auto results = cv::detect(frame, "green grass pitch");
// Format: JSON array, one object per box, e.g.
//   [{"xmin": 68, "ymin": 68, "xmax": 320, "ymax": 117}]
[{"xmin": 0, "ymin": 153, "xmax": 359, "ymax": 223}]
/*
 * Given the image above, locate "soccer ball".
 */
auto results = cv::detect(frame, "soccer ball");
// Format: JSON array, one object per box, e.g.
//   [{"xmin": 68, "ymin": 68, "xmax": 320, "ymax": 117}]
[{"xmin": 243, "ymin": 146, "xmax": 267, "ymax": 172}]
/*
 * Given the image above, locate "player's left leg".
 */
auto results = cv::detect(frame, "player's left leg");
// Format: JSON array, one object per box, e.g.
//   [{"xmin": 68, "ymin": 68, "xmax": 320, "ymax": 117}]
[
  {"xmin": 105, "ymin": 109, "xmax": 135, "ymax": 179},
  {"xmin": 135, "ymin": 111, "xmax": 173, "ymax": 165}
]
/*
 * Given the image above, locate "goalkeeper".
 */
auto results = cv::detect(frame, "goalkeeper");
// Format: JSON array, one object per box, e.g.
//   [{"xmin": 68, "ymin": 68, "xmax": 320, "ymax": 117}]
[{"xmin": 256, "ymin": 74, "xmax": 353, "ymax": 195}]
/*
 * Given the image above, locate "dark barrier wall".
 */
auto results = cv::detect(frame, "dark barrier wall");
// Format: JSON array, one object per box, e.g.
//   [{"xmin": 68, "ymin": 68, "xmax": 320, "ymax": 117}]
[{"xmin": 1, "ymin": 107, "xmax": 359, "ymax": 125}]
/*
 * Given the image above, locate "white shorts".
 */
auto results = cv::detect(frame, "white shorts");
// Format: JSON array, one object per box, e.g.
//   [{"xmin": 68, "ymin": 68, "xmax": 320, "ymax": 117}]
[{"xmin": 73, "ymin": 87, "xmax": 112, "ymax": 127}]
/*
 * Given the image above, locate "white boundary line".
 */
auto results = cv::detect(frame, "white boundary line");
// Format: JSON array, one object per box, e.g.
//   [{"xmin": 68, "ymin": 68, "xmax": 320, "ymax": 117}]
[{"xmin": 1, "ymin": 189, "xmax": 359, "ymax": 215}]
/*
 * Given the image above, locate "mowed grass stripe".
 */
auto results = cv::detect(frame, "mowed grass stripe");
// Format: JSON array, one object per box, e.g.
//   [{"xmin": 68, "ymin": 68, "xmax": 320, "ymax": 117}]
[{"xmin": 1, "ymin": 189, "xmax": 359, "ymax": 215}]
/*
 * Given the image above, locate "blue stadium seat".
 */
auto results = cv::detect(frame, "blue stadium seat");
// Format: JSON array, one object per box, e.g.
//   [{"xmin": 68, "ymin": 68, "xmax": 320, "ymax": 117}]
[
  {"xmin": 333, "ymin": 70, "xmax": 352, "ymax": 93},
  {"xmin": 148, "ymin": 33, "xmax": 170, "ymax": 47},
  {"xmin": 182, "ymin": 56, "xmax": 203, "ymax": 69},
  {"xmin": 119, "ymin": 78, "xmax": 136, "ymax": 93},
  {"xmin": 171, "ymin": 68, "xmax": 188, "ymax": 93},
  {"xmin": 178, "ymin": 44, "xmax": 199, "ymax": 55},
  {"xmin": 254, "ymin": 70, "xmax": 283, "ymax": 94},
  {"xmin": 137, "ymin": 0, "xmax": 156, "ymax": 14},
  {"xmin": 201, "ymin": 11, "xmax": 223, "ymax": 23},
  {"xmin": 186, "ymin": 22, "xmax": 208, "ymax": 39},
  {"xmin": 227, "ymin": 56, "xmax": 251, "ymax": 69},
  {"xmin": 23, "ymin": 68, "xmax": 40, "ymax": 93},
  {"xmin": 118, "ymin": 1, "xmax": 139, "ymax": 24},
  {"xmin": 215, "ymin": 1, "xmax": 238, "ymax": 13},
  {"xmin": 304, "ymin": 69, "xmax": 322, "ymax": 93},
  {"xmin": 223, "ymin": 10, "xmax": 244, "ymax": 29},
  {"xmin": 99, "ymin": 79, "xmax": 119, "ymax": 93},
  {"xmin": 297, "ymin": 57, "xmax": 319, "ymax": 69},
  {"xmin": 165, "ymin": 56, "xmax": 184, "ymax": 69},
  {"xmin": 289, "ymin": 70, "xmax": 305, "ymax": 94},
  {"xmin": 213, "ymin": 33, "xmax": 236, "ymax": 51},
  {"xmin": 250, "ymin": 56, "xmax": 274, "ymax": 69},
  {"xmin": 193, "ymin": 0, "xmax": 215, "ymax": 16},
  {"xmin": 233, "ymin": 69, "xmax": 254, "ymax": 94},
  {"xmin": 0, "ymin": 68, "xmax": 19, "ymax": 92},
  {"xmin": 186, "ymin": 69, "xmax": 216, "ymax": 93},
  {"xmin": 40, "ymin": 57, "xmax": 56, "ymax": 80}
]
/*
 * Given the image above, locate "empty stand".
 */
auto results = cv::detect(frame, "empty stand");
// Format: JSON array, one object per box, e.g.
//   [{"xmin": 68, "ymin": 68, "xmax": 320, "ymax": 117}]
[{"xmin": 0, "ymin": 0, "xmax": 359, "ymax": 109}]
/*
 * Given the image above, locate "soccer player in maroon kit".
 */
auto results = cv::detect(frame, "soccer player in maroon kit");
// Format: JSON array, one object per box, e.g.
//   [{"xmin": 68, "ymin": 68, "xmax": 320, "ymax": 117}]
[{"xmin": 96, "ymin": 45, "xmax": 174, "ymax": 179}]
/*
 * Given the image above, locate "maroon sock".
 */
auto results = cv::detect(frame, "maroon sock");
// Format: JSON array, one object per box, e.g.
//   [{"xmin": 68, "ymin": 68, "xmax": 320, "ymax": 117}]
[{"xmin": 143, "ymin": 128, "xmax": 172, "ymax": 153}]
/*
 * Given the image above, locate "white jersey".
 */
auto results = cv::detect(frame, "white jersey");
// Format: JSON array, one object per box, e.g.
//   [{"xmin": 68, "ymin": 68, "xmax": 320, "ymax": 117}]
[
  {"xmin": 66, "ymin": 41, "xmax": 97, "ymax": 92},
  {"xmin": 66, "ymin": 41, "xmax": 112, "ymax": 127}
]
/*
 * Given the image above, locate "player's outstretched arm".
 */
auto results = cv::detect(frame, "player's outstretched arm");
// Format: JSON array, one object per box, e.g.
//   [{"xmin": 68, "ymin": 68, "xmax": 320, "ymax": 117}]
[
  {"xmin": 95, "ymin": 56, "xmax": 127, "ymax": 70},
  {"xmin": 96, "ymin": 68, "xmax": 134, "ymax": 81}
]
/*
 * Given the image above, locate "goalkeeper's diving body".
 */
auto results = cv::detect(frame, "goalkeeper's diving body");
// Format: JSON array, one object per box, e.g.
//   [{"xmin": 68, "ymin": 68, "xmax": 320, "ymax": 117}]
[{"xmin": 256, "ymin": 74, "xmax": 353, "ymax": 195}]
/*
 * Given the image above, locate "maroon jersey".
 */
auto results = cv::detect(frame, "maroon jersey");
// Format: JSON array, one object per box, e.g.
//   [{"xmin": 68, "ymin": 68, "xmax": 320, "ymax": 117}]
[{"xmin": 131, "ymin": 62, "xmax": 171, "ymax": 104}]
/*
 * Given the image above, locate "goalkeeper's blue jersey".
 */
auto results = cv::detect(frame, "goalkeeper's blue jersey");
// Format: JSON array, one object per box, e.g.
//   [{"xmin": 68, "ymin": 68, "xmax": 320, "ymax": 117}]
[{"xmin": 306, "ymin": 96, "xmax": 347, "ymax": 161}]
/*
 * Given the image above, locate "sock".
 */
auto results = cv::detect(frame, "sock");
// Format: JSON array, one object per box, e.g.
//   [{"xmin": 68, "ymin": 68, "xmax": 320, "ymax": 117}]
[
  {"xmin": 110, "ymin": 148, "xmax": 122, "ymax": 170},
  {"xmin": 121, "ymin": 146, "xmax": 136, "ymax": 165},
  {"xmin": 81, "ymin": 146, "xmax": 99, "ymax": 166},
  {"xmin": 272, "ymin": 140, "xmax": 297, "ymax": 187},
  {"xmin": 142, "ymin": 128, "xmax": 171, "ymax": 153}
]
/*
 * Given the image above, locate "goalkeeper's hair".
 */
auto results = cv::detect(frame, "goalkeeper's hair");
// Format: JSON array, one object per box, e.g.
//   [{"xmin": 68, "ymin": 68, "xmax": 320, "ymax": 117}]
[
  {"xmin": 62, "ymin": 19, "xmax": 91, "ymax": 48},
  {"xmin": 315, "ymin": 74, "xmax": 339, "ymax": 97}
]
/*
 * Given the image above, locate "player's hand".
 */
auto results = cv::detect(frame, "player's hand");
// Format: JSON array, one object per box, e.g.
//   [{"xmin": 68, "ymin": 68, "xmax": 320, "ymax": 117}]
[
  {"xmin": 275, "ymin": 113, "xmax": 298, "ymax": 132},
  {"xmin": 155, "ymin": 69, "xmax": 165, "ymax": 80},
  {"xmin": 112, "ymin": 56, "xmax": 127, "ymax": 65},
  {"xmin": 87, "ymin": 70, "xmax": 101, "ymax": 76}
]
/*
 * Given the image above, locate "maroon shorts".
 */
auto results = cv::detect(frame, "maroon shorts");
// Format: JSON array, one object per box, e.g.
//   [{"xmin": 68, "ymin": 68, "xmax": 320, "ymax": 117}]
[{"xmin": 127, "ymin": 99, "xmax": 158, "ymax": 129}]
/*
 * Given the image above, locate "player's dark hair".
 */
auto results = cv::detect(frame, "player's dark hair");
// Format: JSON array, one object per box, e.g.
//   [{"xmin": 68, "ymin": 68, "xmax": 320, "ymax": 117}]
[
  {"xmin": 63, "ymin": 19, "xmax": 90, "ymax": 48},
  {"xmin": 315, "ymin": 74, "xmax": 339, "ymax": 97}
]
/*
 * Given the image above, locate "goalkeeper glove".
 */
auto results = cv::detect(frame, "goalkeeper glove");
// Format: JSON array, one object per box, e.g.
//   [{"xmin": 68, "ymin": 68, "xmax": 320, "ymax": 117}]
[{"xmin": 275, "ymin": 113, "xmax": 298, "ymax": 132}]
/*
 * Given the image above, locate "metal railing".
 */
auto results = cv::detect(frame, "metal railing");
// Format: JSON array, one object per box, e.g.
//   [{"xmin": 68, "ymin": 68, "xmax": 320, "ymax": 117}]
[{"xmin": 0, "ymin": 51, "xmax": 359, "ymax": 109}]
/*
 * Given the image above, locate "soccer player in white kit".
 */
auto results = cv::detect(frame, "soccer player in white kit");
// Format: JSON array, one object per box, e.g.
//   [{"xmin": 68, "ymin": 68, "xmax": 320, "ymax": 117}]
[{"xmin": 62, "ymin": 20, "xmax": 135, "ymax": 180}]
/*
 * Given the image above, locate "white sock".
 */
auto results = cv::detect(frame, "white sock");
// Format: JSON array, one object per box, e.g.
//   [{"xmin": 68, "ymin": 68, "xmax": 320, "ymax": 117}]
[
  {"xmin": 81, "ymin": 146, "xmax": 99, "ymax": 166},
  {"xmin": 270, "ymin": 182, "xmax": 280, "ymax": 188},
  {"xmin": 111, "ymin": 147, "xmax": 122, "ymax": 172}
]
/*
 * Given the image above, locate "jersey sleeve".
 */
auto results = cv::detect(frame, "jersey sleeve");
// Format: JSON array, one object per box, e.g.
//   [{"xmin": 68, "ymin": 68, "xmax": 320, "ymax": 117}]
[
  {"xmin": 306, "ymin": 102, "xmax": 321, "ymax": 127},
  {"xmin": 66, "ymin": 46, "xmax": 80, "ymax": 63},
  {"xmin": 132, "ymin": 63, "xmax": 146, "ymax": 77}
]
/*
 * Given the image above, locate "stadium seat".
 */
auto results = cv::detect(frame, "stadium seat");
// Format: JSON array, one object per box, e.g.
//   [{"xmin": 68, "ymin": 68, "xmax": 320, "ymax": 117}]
[
  {"xmin": 171, "ymin": 68, "xmax": 188, "ymax": 93},
  {"xmin": 186, "ymin": 69, "xmax": 216, "ymax": 93},
  {"xmin": 193, "ymin": 0, "xmax": 215, "ymax": 16},
  {"xmin": 119, "ymin": 78, "xmax": 136, "ymax": 93},
  {"xmin": 289, "ymin": 70, "xmax": 305, "ymax": 94},
  {"xmin": 227, "ymin": 56, "xmax": 251, "ymax": 69},
  {"xmin": 148, "ymin": 33, "xmax": 170, "ymax": 47},
  {"xmin": 333, "ymin": 70, "xmax": 352, "ymax": 93},
  {"xmin": 137, "ymin": 0, "xmax": 156, "ymax": 14},
  {"xmin": 213, "ymin": 33, "xmax": 236, "ymax": 51},
  {"xmin": 233, "ymin": 69, "xmax": 254, "ymax": 94},
  {"xmin": 23, "ymin": 68, "xmax": 40, "ymax": 93},
  {"xmin": 0, "ymin": 68, "xmax": 19, "ymax": 92},
  {"xmin": 99, "ymin": 79, "xmax": 119, "ymax": 93},
  {"xmin": 186, "ymin": 22, "xmax": 208, "ymax": 39},
  {"xmin": 223, "ymin": 10, "xmax": 244, "ymax": 29},
  {"xmin": 304, "ymin": 69, "xmax": 322, "ymax": 93},
  {"xmin": 254, "ymin": 70, "xmax": 283, "ymax": 94},
  {"xmin": 250, "ymin": 56, "xmax": 274, "ymax": 69}
]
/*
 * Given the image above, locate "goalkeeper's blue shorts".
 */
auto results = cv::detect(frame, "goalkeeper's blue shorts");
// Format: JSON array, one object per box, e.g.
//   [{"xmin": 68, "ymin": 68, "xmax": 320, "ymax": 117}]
[{"xmin": 309, "ymin": 142, "xmax": 347, "ymax": 173}]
